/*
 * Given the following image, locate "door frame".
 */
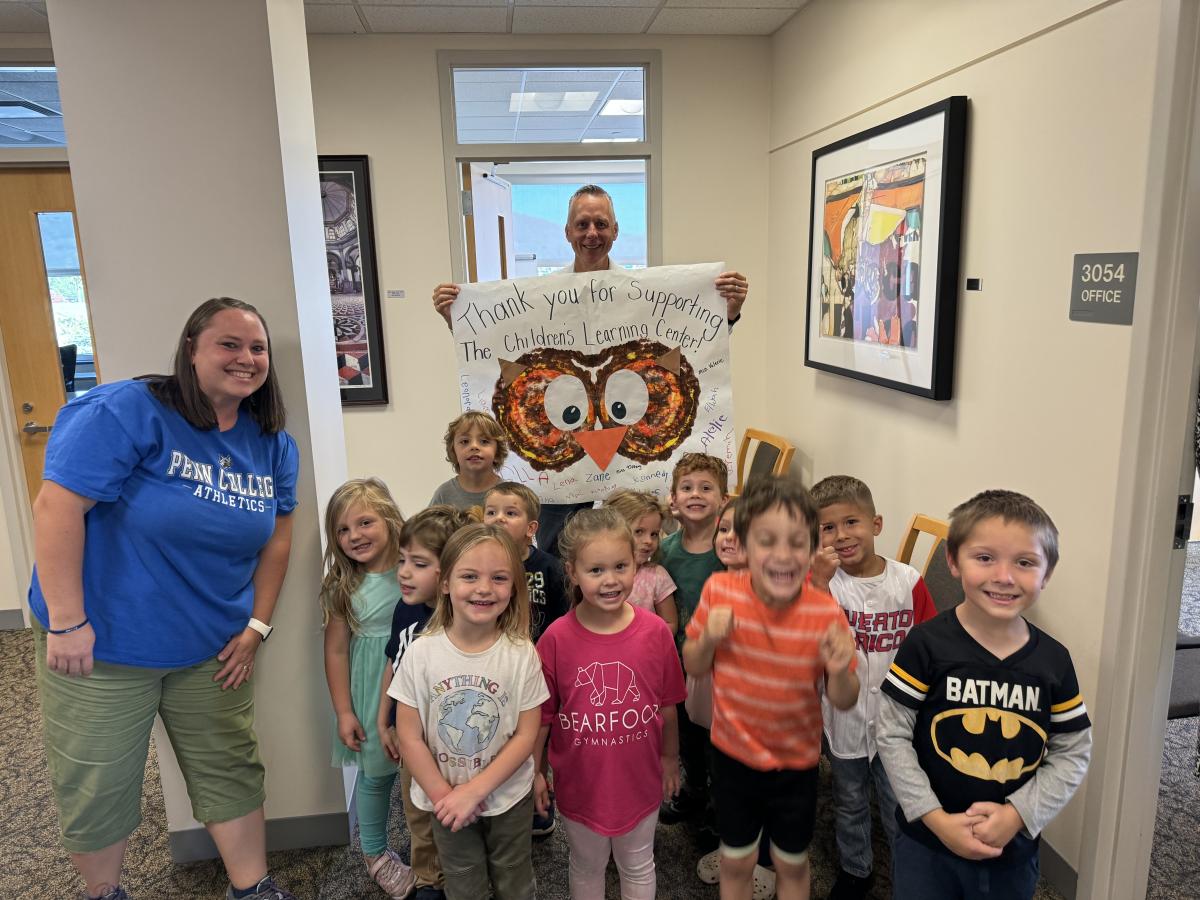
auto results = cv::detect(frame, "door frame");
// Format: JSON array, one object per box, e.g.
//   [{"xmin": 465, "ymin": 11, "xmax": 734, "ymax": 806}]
[
  {"xmin": 0, "ymin": 51, "xmax": 60, "ymax": 625},
  {"xmin": 436, "ymin": 49, "xmax": 663, "ymax": 285},
  {"xmin": 1078, "ymin": 1, "xmax": 1200, "ymax": 896}
]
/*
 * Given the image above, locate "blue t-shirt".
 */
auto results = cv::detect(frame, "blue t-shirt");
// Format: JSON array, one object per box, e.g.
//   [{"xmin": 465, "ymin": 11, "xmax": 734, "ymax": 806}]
[{"xmin": 28, "ymin": 380, "xmax": 299, "ymax": 668}]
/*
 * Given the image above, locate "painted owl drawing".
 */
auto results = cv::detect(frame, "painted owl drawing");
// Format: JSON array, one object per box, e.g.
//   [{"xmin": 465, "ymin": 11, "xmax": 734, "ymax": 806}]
[{"xmin": 493, "ymin": 339, "xmax": 701, "ymax": 472}]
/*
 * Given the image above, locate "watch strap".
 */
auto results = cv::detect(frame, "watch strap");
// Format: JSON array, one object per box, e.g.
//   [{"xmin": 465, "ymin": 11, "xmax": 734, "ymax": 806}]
[{"xmin": 247, "ymin": 617, "xmax": 273, "ymax": 641}]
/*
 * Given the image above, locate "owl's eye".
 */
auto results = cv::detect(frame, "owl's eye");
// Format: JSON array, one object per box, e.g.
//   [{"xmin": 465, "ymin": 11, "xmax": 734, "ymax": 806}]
[
  {"xmin": 603, "ymin": 369, "xmax": 649, "ymax": 425},
  {"xmin": 544, "ymin": 374, "xmax": 590, "ymax": 431}
]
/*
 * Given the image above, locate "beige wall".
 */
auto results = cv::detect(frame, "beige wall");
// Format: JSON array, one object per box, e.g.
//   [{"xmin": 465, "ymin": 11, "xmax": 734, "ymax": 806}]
[
  {"xmin": 308, "ymin": 33, "xmax": 771, "ymax": 513},
  {"xmin": 768, "ymin": 0, "xmax": 1159, "ymax": 869}
]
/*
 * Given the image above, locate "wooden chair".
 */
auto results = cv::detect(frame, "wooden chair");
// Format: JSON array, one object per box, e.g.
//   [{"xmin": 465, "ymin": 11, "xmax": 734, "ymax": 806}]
[
  {"xmin": 896, "ymin": 513, "xmax": 963, "ymax": 612},
  {"xmin": 732, "ymin": 428, "xmax": 795, "ymax": 496}
]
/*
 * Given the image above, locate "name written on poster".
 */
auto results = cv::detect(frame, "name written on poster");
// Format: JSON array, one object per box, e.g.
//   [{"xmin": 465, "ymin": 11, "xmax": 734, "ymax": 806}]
[{"xmin": 453, "ymin": 277, "xmax": 726, "ymax": 362}]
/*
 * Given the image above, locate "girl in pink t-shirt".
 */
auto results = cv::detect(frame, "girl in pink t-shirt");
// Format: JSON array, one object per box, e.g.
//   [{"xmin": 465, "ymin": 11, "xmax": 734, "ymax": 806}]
[
  {"xmin": 535, "ymin": 508, "xmax": 686, "ymax": 900},
  {"xmin": 604, "ymin": 489, "xmax": 678, "ymax": 634}
]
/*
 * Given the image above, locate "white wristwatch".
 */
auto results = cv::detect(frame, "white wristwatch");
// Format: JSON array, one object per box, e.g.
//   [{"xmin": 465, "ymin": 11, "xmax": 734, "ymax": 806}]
[{"xmin": 247, "ymin": 617, "xmax": 274, "ymax": 642}]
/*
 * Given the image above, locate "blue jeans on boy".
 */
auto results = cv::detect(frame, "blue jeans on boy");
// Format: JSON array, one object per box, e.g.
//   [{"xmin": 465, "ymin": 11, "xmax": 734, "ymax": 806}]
[
  {"xmin": 829, "ymin": 752, "xmax": 899, "ymax": 878},
  {"xmin": 891, "ymin": 830, "xmax": 1039, "ymax": 900}
]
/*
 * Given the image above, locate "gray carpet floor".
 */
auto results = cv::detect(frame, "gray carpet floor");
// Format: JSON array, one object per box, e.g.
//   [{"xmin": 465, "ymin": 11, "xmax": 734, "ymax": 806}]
[
  {"xmin": 0, "ymin": 624, "xmax": 1072, "ymax": 899},
  {"xmin": 1146, "ymin": 542, "xmax": 1200, "ymax": 899}
]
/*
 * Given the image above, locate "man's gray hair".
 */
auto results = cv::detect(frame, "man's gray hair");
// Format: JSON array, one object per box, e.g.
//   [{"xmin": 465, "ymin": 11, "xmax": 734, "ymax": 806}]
[{"xmin": 567, "ymin": 184, "xmax": 615, "ymax": 220}]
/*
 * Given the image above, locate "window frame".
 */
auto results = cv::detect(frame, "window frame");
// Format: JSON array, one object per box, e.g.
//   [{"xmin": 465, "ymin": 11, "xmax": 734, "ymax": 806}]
[{"xmin": 437, "ymin": 49, "xmax": 663, "ymax": 284}]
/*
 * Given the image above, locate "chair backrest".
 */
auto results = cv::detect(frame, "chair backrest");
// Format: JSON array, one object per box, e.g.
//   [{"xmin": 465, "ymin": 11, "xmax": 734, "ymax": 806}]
[
  {"xmin": 896, "ymin": 513, "xmax": 964, "ymax": 612},
  {"xmin": 733, "ymin": 428, "xmax": 796, "ymax": 495},
  {"xmin": 59, "ymin": 343, "xmax": 77, "ymax": 393}
]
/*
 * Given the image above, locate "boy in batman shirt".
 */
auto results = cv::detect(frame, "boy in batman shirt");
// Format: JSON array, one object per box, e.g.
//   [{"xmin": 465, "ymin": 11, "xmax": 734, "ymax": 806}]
[{"xmin": 878, "ymin": 490, "xmax": 1091, "ymax": 900}]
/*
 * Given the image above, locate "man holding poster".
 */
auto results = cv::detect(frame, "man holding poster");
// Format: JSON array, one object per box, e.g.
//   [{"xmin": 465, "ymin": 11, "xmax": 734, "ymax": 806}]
[{"xmin": 433, "ymin": 185, "xmax": 749, "ymax": 552}]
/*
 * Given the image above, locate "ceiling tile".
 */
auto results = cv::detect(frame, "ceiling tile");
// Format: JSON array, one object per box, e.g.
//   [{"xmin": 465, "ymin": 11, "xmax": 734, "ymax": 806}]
[
  {"xmin": 516, "ymin": 0, "xmax": 660, "ymax": 7},
  {"xmin": 512, "ymin": 5, "xmax": 656, "ymax": 34},
  {"xmin": 664, "ymin": 0, "xmax": 804, "ymax": 7},
  {"xmin": 648, "ymin": 6, "xmax": 796, "ymax": 34},
  {"xmin": 365, "ymin": 0, "xmax": 507, "ymax": 5},
  {"xmin": 304, "ymin": 4, "xmax": 368, "ymax": 32},
  {"xmin": 0, "ymin": 3, "xmax": 48, "ymax": 32},
  {"xmin": 361, "ymin": 4, "xmax": 508, "ymax": 31}
]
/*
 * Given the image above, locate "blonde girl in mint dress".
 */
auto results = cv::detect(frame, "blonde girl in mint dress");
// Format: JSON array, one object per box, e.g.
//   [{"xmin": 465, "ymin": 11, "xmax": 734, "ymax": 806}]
[{"xmin": 321, "ymin": 478, "xmax": 415, "ymax": 899}]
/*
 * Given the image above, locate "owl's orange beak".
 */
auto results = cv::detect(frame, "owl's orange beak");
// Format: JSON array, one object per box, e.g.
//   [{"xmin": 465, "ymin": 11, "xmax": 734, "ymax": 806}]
[{"xmin": 574, "ymin": 425, "xmax": 628, "ymax": 472}]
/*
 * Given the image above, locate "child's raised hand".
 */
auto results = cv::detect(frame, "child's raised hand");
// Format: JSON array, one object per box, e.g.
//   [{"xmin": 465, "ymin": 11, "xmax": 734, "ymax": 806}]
[
  {"xmin": 809, "ymin": 546, "xmax": 841, "ymax": 590},
  {"xmin": 534, "ymin": 772, "xmax": 550, "ymax": 817},
  {"xmin": 434, "ymin": 783, "xmax": 487, "ymax": 832},
  {"xmin": 337, "ymin": 712, "xmax": 366, "ymax": 752},
  {"xmin": 819, "ymin": 620, "xmax": 854, "ymax": 675},
  {"xmin": 965, "ymin": 801, "xmax": 1023, "ymax": 849},
  {"xmin": 704, "ymin": 607, "xmax": 735, "ymax": 646},
  {"xmin": 924, "ymin": 809, "xmax": 1004, "ymax": 861},
  {"xmin": 662, "ymin": 755, "xmax": 681, "ymax": 801}
]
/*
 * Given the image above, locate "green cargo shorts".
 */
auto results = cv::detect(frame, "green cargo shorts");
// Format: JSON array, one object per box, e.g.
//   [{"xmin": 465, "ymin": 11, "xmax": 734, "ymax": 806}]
[{"xmin": 34, "ymin": 628, "xmax": 265, "ymax": 853}]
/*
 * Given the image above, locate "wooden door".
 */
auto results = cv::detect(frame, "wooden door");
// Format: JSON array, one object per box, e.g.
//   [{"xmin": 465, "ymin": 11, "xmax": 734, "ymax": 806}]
[
  {"xmin": 0, "ymin": 169, "xmax": 97, "ymax": 503},
  {"xmin": 461, "ymin": 161, "xmax": 515, "ymax": 282}
]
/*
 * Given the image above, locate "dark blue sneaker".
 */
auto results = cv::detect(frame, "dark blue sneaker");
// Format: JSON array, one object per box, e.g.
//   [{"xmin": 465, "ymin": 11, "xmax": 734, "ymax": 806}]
[
  {"xmin": 80, "ymin": 889, "xmax": 129, "ymax": 900},
  {"xmin": 532, "ymin": 795, "xmax": 556, "ymax": 836},
  {"xmin": 225, "ymin": 876, "xmax": 297, "ymax": 900}
]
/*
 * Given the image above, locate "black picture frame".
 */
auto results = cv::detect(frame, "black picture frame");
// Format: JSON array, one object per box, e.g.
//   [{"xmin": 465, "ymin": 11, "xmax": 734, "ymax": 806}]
[
  {"xmin": 319, "ymin": 154, "xmax": 388, "ymax": 406},
  {"xmin": 804, "ymin": 96, "xmax": 967, "ymax": 401}
]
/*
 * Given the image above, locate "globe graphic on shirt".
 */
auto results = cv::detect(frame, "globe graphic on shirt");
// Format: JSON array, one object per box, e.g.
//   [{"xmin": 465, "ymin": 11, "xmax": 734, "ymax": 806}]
[{"xmin": 437, "ymin": 689, "xmax": 500, "ymax": 756}]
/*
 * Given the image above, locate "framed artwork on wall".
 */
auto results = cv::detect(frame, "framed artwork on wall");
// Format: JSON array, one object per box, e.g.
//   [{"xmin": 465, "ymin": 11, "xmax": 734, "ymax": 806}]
[
  {"xmin": 804, "ymin": 96, "xmax": 968, "ymax": 401},
  {"xmin": 318, "ymin": 154, "xmax": 388, "ymax": 406}
]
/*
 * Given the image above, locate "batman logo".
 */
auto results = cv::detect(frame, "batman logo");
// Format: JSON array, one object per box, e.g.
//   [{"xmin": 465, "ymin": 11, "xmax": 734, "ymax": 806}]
[{"xmin": 930, "ymin": 707, "xmax": 1047, "ymax": 784}]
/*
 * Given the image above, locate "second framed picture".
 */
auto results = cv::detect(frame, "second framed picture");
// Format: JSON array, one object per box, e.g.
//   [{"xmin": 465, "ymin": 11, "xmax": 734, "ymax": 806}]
[
  {"xmin": 804, "ymin": 96, "xmax": 968, "ymax": 401},
  {"xmin": 319, "ymin": 154, "xmax": 388, "ymax": 406}
]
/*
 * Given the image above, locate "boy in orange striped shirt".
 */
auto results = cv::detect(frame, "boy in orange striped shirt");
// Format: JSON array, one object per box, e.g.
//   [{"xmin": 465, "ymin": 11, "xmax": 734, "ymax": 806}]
[{"xmin": 684, "ymin": 476, "xmax": 859, "ymax": 900}]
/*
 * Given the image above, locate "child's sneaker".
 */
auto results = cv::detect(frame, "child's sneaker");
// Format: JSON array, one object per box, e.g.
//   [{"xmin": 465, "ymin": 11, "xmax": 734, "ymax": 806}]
[
  {"xmin": 696, "ymin": 850, "xmax": 720, "ymax": 884},
  {"xmin": 531, "ymin": 795, "xmax": 556, "ymax": 837},
  {"xmin": 80, "ymin": 889, "xmax": 129, "ymax": 900},
  {"xmin": 224, "ymin": 876, "xmax": 297, "ymax": 900},
  {"xmin": 412, "ymin": 888, "xmax": 447, "ymax": 900},
  {"xmin": 825, "ymin": 869, "xmax": 872, "ymax": 900},
  {"xmin": 366, "ymin": 850, "xmax": 417, "ymax": 899}
]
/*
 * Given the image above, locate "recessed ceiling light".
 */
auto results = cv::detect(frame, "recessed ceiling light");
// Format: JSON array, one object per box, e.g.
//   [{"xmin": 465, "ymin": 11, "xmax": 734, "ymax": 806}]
[
  {"xmin": 599, "ymin": 99, "xmax": 643, "ymax": 117},
  {"xmin": 509, "ymin": 91, "xmax": 598, "ymax": 113}
]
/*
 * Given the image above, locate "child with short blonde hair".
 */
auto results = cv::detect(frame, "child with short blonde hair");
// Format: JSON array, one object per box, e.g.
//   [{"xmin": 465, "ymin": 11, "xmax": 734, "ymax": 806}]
[{"xmin": 429, "ymin": 411, "xmax": 508, "ymax": 510}]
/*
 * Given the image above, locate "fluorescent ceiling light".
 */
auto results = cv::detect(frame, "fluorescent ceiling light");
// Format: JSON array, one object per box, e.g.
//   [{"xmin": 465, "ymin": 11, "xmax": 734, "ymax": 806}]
[
  {"xmin": 583, "ymin": 137, "xmax": 639, "ymax": 143},
  {"xmin": 599, "ymin": 99, "xmax": 644, "ymax": 117},
  {"xmin": 509, "ymin": 91, "xmax": 598, "ymax": 113}
]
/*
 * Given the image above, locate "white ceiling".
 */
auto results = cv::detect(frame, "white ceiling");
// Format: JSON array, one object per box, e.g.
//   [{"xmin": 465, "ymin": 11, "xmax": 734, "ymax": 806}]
[{"xmin": 0, "ymin": 0, "xmax": 808, "ymax": 37}]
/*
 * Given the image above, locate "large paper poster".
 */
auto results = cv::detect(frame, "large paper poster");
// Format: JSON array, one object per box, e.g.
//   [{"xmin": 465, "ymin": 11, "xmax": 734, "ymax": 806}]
[{"xmin": 452, "ymin": 262, "xmax": 735, "ymax": 503}]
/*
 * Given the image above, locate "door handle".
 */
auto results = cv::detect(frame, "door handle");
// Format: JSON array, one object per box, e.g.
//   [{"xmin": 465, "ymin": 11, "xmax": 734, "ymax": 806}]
[{"xmin": 22, "ymin": 421, "xmax": 52, "ymax": 435}]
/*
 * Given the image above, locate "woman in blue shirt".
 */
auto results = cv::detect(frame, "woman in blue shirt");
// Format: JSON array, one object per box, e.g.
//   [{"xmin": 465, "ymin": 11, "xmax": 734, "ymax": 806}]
[{"xmin": 30, "ymin": 297, "xmax": 300, "ymax": 900}]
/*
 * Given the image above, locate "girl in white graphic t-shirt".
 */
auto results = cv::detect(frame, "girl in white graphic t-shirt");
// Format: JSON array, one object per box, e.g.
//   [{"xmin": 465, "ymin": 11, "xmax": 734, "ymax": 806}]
[
  {"xmin": 391, "ymin": 523, "xmax": 548, "ymax": 900},
  {"xmin": 534, "ymin": 508, "xmax": 686, "ymax": 900}
]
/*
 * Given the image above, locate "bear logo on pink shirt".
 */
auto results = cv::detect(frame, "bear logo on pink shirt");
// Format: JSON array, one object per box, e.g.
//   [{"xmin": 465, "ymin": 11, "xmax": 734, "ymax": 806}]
[{"xmin": 575, "ymin": 661, "xmax": 641, "ymax": 707}]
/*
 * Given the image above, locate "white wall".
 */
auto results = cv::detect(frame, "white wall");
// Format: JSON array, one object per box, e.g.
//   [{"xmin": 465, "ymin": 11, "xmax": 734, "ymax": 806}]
[
  {"xmin": 308, "ymin": 33, "xmax": 771, "ymax": 513},
  {"xmin": 44, "ymin": 0, "xmax": 347, "ymax": 839},
  {"xmin": 768, "ymin": 0, "xmax": 1159, "ymax": 870}
]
